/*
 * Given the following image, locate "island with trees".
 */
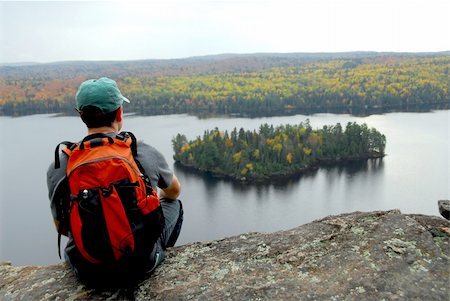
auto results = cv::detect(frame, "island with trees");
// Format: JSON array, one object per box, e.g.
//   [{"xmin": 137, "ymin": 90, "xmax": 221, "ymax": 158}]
[{"xmin": 172, "ymin": 121, "xmax": 386, "ymax": 182}]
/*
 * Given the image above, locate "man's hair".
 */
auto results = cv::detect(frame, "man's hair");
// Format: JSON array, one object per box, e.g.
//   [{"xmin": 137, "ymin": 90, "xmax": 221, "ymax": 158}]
[{"xmin": 79, "ymin": 106, "xmax": 119, "ymax": 128}]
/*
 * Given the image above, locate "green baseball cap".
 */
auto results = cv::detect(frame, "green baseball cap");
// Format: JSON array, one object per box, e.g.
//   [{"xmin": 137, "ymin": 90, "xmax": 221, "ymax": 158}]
[{"xmin": 75, "ymin": 77, "xmax": 130, "ymax": 113}]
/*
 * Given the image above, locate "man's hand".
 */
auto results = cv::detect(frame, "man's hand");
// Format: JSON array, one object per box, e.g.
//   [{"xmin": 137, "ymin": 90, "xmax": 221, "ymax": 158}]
[{"xmin": 159, "ymin": 175, "xmax": 181, "ymax": 200}]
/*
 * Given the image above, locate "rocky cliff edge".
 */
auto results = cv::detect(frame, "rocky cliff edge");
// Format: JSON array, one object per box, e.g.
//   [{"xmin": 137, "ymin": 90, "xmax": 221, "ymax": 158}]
[{"xmin": 1, "ymin": 210, "xmax": 449, "ymax": 300}]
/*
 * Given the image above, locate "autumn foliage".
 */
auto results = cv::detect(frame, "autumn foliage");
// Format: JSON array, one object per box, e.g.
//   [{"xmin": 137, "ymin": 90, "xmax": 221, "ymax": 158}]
[{"xmin": 0, "ymin": 54, "xmax": 448, "ymax": 116}]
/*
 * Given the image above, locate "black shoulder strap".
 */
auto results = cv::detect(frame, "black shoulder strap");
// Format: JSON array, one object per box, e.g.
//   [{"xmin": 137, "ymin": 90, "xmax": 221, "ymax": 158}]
[
  {"xmin": 54, "ymin": 141, "xmax": 76, "ymax": 169},
  {"xmin": 118, "ymin": 131, "xmax": 154, "ymax": 189},
  {"xmin": 118, "ymin": 131, "xmax": 138, "ymax": 157},
  {"xmin": 58, "ymin": 233, "xmax": 62, "ymax": 259}
]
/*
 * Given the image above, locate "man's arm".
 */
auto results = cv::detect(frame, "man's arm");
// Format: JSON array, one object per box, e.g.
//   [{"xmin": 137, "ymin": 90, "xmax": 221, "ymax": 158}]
[
  {"xmin": 159, "ymin": 174, "xmax": 181, "ymax": 200},
  {"xmin": 135, "ymin": 141, "xmax": 181, "ymax": 200}
]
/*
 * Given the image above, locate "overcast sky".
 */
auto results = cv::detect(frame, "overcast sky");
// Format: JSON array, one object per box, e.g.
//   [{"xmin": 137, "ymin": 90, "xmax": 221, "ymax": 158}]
[{"xmin": 0, "ymin": 0, "xmax": 449, "ymax": 63}]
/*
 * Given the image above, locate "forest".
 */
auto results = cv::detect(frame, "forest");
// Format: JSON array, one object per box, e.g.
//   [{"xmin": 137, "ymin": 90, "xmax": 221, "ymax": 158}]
[
  {"xmin": 0, "ymin": 52, "xmax": 448, "ymax": 116},
  {"xmin": 172, "ymin": 121, "xmax": 386, "ymax": 181}
]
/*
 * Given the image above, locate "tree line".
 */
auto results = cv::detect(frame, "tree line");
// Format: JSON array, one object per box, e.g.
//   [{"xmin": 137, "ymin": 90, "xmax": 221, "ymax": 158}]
[
  {"xmin": 172, "ymin": 121, "xmax": 386, "ymax": 181},
  {"xmin": 0, "ymin": 55, "xmax": 448, "ymax": 116}
]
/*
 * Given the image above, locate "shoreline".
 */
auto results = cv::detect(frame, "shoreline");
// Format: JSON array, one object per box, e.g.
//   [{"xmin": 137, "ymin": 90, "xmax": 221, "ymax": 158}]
[
  {"xmin": 174, "ymin": 153, "xmax": 385, "ymax": 184},
  {"xmin": 1, "ymin": 101, "xmax": 449, "ymax": 118}
]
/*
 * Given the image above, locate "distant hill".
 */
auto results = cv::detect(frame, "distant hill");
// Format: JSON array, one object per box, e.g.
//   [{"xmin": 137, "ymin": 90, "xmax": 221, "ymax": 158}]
[
  {"xmin": 1, "ymin": 51, "xmax": 449, "ymax": 78},
  {"xmin": 0, "ymin": 52, "xmax": 449, "ymax": 116}
]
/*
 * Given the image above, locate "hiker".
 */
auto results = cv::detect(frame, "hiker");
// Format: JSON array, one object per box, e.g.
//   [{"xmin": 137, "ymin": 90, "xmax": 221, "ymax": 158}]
[{"xmin": 46, "ymin": 77, "xmax": 183, "ymax": 288}]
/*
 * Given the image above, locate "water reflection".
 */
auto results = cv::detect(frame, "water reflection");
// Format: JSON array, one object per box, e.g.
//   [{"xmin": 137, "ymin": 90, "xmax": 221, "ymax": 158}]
[
  {"xmin": 174, "ymin": 158, "xmax": 384, "ymax": 192},
  {"xmin": 322, "ymin": 158, "xmax": 384, "ymax": 179},
  {"xmin": 173, "ymin": 156, "xmax": 387, "ymax": 246}
]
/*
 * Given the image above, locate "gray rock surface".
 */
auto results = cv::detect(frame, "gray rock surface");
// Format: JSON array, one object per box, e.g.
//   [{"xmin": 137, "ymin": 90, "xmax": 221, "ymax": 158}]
[{"xmin": 1, "ymin": 210, "xmax": 449, "ymax": 300}]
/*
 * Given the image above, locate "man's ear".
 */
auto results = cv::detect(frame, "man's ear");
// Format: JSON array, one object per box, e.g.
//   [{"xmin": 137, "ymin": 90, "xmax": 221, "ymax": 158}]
[{"xmin": 115, "ymin": 107, "xmax": 123, "ymax": 122}]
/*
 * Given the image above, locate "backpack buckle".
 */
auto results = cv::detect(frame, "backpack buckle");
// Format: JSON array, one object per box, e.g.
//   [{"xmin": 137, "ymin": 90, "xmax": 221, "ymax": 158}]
[{"xmin": 101, "ymin": 186, "xmax": 113, "ymax": 197}]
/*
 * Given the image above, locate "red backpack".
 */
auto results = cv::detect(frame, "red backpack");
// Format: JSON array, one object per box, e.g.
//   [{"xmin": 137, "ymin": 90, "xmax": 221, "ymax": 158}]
[{"xmin": 54, "ymin": 132, "xmax": 164, "ymax": 265}]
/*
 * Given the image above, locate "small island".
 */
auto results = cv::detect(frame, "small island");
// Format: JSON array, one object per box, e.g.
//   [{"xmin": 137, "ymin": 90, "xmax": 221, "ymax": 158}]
[{"xmin": 172, "ymin": 121, "xmax": 386, "ymax": 182}]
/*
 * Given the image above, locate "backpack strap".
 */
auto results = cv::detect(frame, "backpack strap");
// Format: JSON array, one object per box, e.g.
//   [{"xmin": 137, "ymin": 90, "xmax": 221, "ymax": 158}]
[
  {"xmin": 119, "ymin": 131, "xmax": 144, "ymax": 172},
  {"xmin": 54, "ymin": 141, "xmax": 76, "ymax": 169},
  {"xmin": 57, "ymin": 194, "xmax": 75, "ymax": 259},
  {"xmin": 118, "ymin": 131, "xmax": 156, "ymax": 193},
  {"xmin": 53, "ymin": 142, "xmax": 73, "ymax": 257},
  {"xmin": 58, "ymin": 233, "xmax": 62, "ymax": 259},
  {"xmin": 117, "ymin": 131, "xmax": 138, "ymax": 157},
  {"xmin": 128, "ymin": 132, "xmax": 139, "ymax": 158}
]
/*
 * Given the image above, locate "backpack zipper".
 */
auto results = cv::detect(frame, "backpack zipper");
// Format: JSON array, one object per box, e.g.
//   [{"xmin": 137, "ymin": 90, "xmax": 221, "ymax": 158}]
[{"xmin": 67, "ymin": 155, "xmax": 144, "ymax": 179}]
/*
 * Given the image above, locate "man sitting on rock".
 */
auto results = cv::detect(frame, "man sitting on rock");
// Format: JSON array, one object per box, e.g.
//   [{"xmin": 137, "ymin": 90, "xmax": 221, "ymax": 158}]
[{"xmin": 47, "ymin": 77, "xmax": 183, "ymax": 288}]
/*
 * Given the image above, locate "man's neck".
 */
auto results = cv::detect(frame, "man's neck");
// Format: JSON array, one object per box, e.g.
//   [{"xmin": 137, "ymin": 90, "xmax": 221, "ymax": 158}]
[{"xmin": 87, "ymin": 126, "xmax": 117, "ymax": 135}]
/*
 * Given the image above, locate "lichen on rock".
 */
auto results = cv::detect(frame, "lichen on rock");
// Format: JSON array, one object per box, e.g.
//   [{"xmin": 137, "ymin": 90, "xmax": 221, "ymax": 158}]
[{"xmin": 1, "ymin": 210, "xmax": 449, "ymax": 300}]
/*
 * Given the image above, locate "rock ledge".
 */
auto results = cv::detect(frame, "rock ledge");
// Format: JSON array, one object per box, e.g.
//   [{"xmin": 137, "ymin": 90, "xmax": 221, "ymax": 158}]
[{"xmin": 1, "ymin": 210, "xmax": 449, "ymax": 300}]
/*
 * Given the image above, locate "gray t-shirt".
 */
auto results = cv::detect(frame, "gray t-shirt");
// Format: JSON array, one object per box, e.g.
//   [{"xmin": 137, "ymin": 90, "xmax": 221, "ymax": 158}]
[{"xmin": 135, "ymin": 140, "xmax": 173, "ymax": 189}]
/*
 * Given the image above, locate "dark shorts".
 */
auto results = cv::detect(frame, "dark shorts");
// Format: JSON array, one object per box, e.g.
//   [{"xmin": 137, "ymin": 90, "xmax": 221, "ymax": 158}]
[{"xmin": 147, "ymin": 198, "xmax": 184, "ymax": 272}]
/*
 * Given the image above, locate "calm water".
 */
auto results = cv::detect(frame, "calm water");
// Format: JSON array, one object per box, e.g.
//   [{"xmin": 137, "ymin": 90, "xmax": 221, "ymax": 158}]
[{"xmin": 0, "ymin": 111, "xmax": 449, "ymax": 265}]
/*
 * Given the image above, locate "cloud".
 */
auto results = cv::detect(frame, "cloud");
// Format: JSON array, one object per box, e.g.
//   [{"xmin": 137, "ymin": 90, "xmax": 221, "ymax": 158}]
[{"xmin": 0, "ymin": 0, "xmax": 449, "ymax": 63}]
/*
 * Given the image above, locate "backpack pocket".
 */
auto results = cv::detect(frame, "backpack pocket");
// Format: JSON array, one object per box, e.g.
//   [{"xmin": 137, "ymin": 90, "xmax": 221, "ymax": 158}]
[
  {"xmin": 70, "ymin": 183, "xmax": 136, "ymax": 264},
  {"xmin": 115, "ymin": 179, "xmax": 165, "ymax": 259}
]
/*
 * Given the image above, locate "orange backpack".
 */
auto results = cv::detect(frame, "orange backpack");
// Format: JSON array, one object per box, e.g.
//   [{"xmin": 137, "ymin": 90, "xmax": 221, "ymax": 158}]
[{"xmin": 54, "ymin": 132, "xmax": 164, "ymax": 265}]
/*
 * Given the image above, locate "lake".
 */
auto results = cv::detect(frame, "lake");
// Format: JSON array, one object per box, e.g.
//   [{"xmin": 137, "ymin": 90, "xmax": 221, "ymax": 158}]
[{"xmin": 0, "ymin": 110, "xmax": 449, "ymax": 265}]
